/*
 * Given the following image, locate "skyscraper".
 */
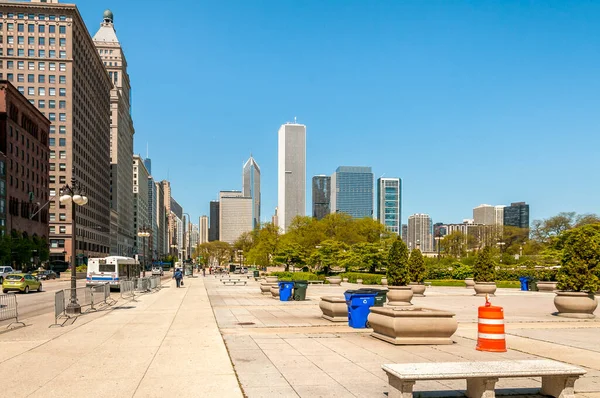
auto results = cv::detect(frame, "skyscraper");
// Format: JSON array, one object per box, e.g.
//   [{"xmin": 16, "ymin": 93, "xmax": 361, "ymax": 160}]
[
  {"xmin": 407, "ymin": 214, "xmax": 433, "ymax": 252},
  {"xmin": 199, "ymin": 215, "xmax": 209, "ymax": 244},
  {"xmin": 330, "ymin": 166, "xmax": 374, "ymax": 219},
  {"xmin": 503, "ymin": 202, "xmax": 530, "ymax": 229},
  {"xmin": 312, "ymin": 175, "xmax": 331, "ymax": 220},
  {"xmin": 0, "ymin": 1, "xmax": 113, "ymax": 262},
  {"xmin": 132, "ymin": 155, "xmax": 149, "ymax": 257},
  {"xmin": 93, "ymin": 9, "xmax": 135, "ymax": 257},
  {"xmin": 219, "ymin": 191, "xmax": 252, "ymax": 244},
  {"xmin": 242, "ymin": 156, "xmax": 261, "ymax": 229},
  {"xmin": 278, "ymin": 122, "xmax": 306, "ymax": 233},
  {"xmin": 473, "ymin": 204, "xmax": 496, "ymax": 225},
  {"xmin": 209, "ymin": 201, "xmax": 219, "ymax": 242},
  {"xmin": 377, "ymin": 177, "xmax": 401, "ymax": 234}
]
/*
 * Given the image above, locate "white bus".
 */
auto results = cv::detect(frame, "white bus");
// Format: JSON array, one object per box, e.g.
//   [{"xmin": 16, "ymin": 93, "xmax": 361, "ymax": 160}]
[{"xmin": 86, "ymin": 256, "xmax": 140, "ymax": 288}]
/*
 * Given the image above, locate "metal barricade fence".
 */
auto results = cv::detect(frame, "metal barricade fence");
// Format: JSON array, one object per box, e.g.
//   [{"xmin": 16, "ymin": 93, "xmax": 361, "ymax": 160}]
[
  {"xmin": 0, "ymin": 293, "xmax": 25, "ymax": 328},
  {"xmin": 50, "ymin": 290, "xmax": 68, "ymax": 327},
  {"xmin": 120, "ymin": 280, "xmax": 135, "ymax": 299}
]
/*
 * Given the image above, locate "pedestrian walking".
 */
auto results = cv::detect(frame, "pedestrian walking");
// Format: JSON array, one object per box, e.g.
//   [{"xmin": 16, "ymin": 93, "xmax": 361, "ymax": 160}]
[
  {"xmin": 202, "ymin": 266, "xmax": 206, "ymax": 277},
  {"xmin": 173, "ymin": 268, "xmax": 183, "ymax": 288}
]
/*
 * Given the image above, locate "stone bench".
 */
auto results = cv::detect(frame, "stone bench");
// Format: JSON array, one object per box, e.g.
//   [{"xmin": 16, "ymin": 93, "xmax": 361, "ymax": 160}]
[
  {"xmin": 307, "ymin": 280, "xmax": 324, "ymax": 284},
  {"xmin": 319, "ymin": 296, "xmax": 348, "ymax": 322},
  {"xmin": 222, "ymin": 280, "xmax": 247, "ymax": 286},
  {"xmin": 383, "ymin": 359, "xmax": 585, "ymax": 398}
]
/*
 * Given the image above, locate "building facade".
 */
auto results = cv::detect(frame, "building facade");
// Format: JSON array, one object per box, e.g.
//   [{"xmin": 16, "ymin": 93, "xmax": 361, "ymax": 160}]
[
  {"xmin": 330, "ymin": 166, "xmax": 373, "ymax": 219},
  {"xmin": 277, "ymin": 122, "xmax": 306, "ymax": 233},
  {"xmin": 93, "ymin": 10, "xmax": 135, "ymax": 257},
  {"xmin": 473, "ymin": 204, "xmax": 495, "ymax": 225},
  {"xmin": 503, "ymin": 202, "xmax": 530, "ymax": 229},
  {"xmin": 219, "ymin": 190, "xmax": 252, "ymax": 244},
  {"xmin": 0, "ymin": 81, "xmax": 50, "ymax": 240},
  {"xmin": 170, "ymin": 197, "xmax": 183, "ymax": 259},
  {"xmin": 407, "ymin": 214, "xmax": 433, "ymax": 252},
  {"xmin": 242, "ymin": 155, "xmax": 260, "ymax": 229},
  {"xmin": 199, "ymin": 215, "xmax": 208, "ymax": 244},
  {"xmin": 209, "ymin": 201, "xmax": 219, "ymax": 241},
  {"xmin": 155, "ymin": 181, "xmax": 166, "ymax": 257},
  {"xmin": 377, "ymin": 177, "xmax": 401, "ymax": 234},
  {"xmin": 0, "ymin": 1, "xmax": 114, "ymax": 262},
  {"xmin": 132, "ymin": 155, "xmax": 149, "ymax": 258},
  {"xmin": 312, "ymin": 175, "xmax": 330, "ymax": 220},
  {"xmin": 147, "ymin": 173, "xmax": 157, "ymax": 259}
]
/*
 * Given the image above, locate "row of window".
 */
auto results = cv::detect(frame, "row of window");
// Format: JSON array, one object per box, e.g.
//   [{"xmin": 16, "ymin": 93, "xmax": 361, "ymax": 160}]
[
  {"xmin": 0, "ymin": 22, "xmax": 67, "ymax": 34},
  {"xmin": 0, "ymin": 60, "xmax": 67, "ymax": 71},
  {"xmin": 1, "ymin": 35, "xmax": 66, "ymax": 46},
  {"xmin": 0, "ymin": 47, "xmax": 67, "ymax": 58},
  {"xmin": 13, "ymin": 86, "xmax": 67, "ymax": 96},
  {"xmin": 5, "ymin": 73, "xmax": 67, "ymax": 84},
  {"xmin": 48, "ymin": 138, "xmax": 66, "ymax": 147},
  {"xmin": 49, "ymin": 226, "xmax": 66, "ymax": 234},
  {"xmin": 0, "ymin": 12, "xmax": 68, "ymax": 21}
]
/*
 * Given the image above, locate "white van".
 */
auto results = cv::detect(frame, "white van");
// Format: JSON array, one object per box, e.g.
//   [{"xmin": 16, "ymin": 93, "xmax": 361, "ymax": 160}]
[{"xmin": 86, "ymin": 256, "xmax": 140, "ymax": 288}]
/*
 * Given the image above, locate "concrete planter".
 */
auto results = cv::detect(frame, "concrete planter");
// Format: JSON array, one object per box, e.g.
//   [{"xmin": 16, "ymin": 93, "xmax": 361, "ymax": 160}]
[
  {"xmin": 270, "ymin": 285, "xmax": 279, "ymax": 298},
  {"xmin": 381, "ymin": 278, "xmax": 388, "ymax": 286},
  {"xmin": 343, "ymin": 277, "xmax": 349, "ymax": 283},
  {"xmin": 357, "ymin": 279, "xmax": 363, "ymax": 285},
  {"xmin": 554, "ymin": 291, "xmax": 598, "ymax": 319},
  {"xmin": 464, "ymin": 278, "xmax": 475, "ymax": 288},
  {"xmin": 473, "ymin": 282, "xmax": 497, "ymax": 296},
  {"xmin": 537, "ymin": 281, "xmax": 558, "ymax": 292},
  {"xmin": 368, "ymin": 306, "xmax": 458, "ymax": 345},
  {"xmin": 265, "ymin": 276, "xmax": 278, "ymax": 283},
  {"xmin": 387, "ymin": 286, "xmax": 413, "ymax": 306},
  {"xmin": 260, "ymin": 282, "xmax": 276, "ymax": 295},
  {"xmin": 319, "ymin": 296, "xmax": 348, "ymax": 322},
  {"xmin": 327, "ymin": 277, "xmax": 342, "ymax": 286},
  {"xmin": 409, "ymin": 282, "xmax": 426, "ymax": 297}
]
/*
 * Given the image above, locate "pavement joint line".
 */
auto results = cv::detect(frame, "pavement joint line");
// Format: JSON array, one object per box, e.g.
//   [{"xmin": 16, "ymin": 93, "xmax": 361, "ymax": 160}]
[{"xmin": 132, "ymin": 280, "xmax": 186, "ymax": 397}]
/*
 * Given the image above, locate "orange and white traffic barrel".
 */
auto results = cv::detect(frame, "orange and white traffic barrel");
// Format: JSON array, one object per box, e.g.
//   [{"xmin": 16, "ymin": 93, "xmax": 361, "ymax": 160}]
[{"xmin": 476, "ymin": 295, "xmax": 507, "ymax": 352}]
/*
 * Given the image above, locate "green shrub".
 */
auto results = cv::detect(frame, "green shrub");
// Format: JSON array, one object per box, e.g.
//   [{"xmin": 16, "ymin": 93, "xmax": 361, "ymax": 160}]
[
  {"xmin": 425, "ymin": 263, "xmax": 453, "ymax": 280},
  {"xmin": 473, "ymin": 246, "xmax": 496, "ymax": 282},
  {"xmin": 271, "ymin": 271, "xmax": 325, "ymax": 282},
  {"xmin": 408, "ymin": 249, "xmax": 426, "ymax": 283},
  {"xmin": 338, "ymin": 272, "xmax": 383, "ymax": 285},
  {"xmin": 451, "ymin": 263, "xmax": 473, "ymax": 280},
  {"xmin": 76, "ymin": 265, "xmax": 87, "ymax": 273},
  {"xmin": 386, "ymin": 237, "xmax": 409, "ymax": 286},
  {"xmin": 556, "ymin": 224, "xmax": 600, "ymax": 292},
  {"xmin": 536, "ymin": 267, "xmax": 558, "ymax": 282}
]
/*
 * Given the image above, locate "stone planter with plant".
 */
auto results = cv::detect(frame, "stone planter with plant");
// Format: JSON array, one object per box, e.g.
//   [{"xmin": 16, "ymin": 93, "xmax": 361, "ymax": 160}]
[
  {"xmin": 473, "ymin": 246, "xmax": 497, "ymax": 296},
  {"xmin": 408, "ymin": 248, "xmax": 426, "ymax": 297},
  {"xmin": 536, "ymin": 267, "xmax": 558, "ymax": 292},
  {"xmin": 553, "ymin": 224, "xmax": 599, "ymax": 318},
  {"xmin": 386, "ymin": 237, "xmax": 413, "ymax": 306}
]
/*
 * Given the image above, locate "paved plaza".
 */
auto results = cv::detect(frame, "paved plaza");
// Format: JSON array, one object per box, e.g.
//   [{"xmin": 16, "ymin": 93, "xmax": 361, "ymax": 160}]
[{"xmin": 0, "ymin": 276, "xmax": 598, "ymax": 397}]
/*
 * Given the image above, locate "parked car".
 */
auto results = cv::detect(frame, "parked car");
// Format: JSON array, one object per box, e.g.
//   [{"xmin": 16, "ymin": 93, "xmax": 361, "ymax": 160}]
[
  {"xmin": 2, "ymin": 273, "xmax": 42, "ymax": 294},
  {"xmin": 37, "ymin": 270, "xmax": 58, "ymax": 280},
  {"xmin": 0, "ymin": 266, "xmax": 15, "ymax": 284},
  {"xmin": 151, "ymin": 267, "xmax": 164, "ymax": 276}
]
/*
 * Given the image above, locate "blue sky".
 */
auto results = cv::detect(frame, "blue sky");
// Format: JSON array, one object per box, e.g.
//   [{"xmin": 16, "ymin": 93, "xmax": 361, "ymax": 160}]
[{"xmin": 76, "ymin": 0, "xmax": 600, "ymax": 226}]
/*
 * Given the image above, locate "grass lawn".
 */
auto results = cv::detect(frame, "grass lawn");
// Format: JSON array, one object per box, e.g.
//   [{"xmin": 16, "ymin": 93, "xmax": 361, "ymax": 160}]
[{"xmin": 426, "ymin": 280, "xmax": 520, "ymax": 289}]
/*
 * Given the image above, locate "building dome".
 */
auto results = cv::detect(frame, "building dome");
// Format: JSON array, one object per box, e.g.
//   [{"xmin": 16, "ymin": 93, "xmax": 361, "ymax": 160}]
[{"xmin": 103, "ymin": 9, "xmax": 113, "ymax": 22}]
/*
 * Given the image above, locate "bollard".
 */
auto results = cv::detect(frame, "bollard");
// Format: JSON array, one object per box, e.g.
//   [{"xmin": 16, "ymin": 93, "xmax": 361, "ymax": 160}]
[{"xmin": 476, "ymin": 294, "xmax": 507, "ymax": 352}]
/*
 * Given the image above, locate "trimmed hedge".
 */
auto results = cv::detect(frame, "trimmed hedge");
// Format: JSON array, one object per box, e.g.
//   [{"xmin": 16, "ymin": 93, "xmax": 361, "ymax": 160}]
[
  {"xmin": 269, "ymin": 271, "xmax": 325, "ymax": 281},
  {"xmin": 339, "ymin": 272, "xmax": 384, "ymax": 285}
]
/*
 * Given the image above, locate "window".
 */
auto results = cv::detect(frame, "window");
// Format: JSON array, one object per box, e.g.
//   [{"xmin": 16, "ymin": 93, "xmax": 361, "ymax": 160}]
[
  {"xmin": 38, "ymin": 100, "xmax": 45, "ymax": 109},
  {"xmin": 38, "ymin": 50, "xmax": 45, "ymax": 58},
  {"xmin": 49, "ymin": 100, "xmax": 55, "ymax": 108},
  {"xmin": 59, "ymin": 51, "xmax": 66, "ymax": 59},
  {"xmin": 49, "ymin": 214, "xmax": 56, "ymax": 222},
  {"xmin": 59, "ymin": 15, "xmax": 67, "ymax": 21},
  {"xmin": 17, "ymin": 87, "xmax": 24, "ymax": 95},
  {"xmin": 59, "ymin": 126, "xmax": 66, "ymax": 134},
  {"xmin": 38, "ymin": 37, "xmax": 45, "ymax": 46},
  {"xmin": 59, "ymin": 176, "xmax": 66, "ymax": 183},
  {"xmin": 16, "ymin": 49, "xmax": 23, "ymax": 56},
  {"xmin": 39, "ymin": 14, "xmax": 45, "ymax": 21},
  {"xmin": 49, "ymin": 138, "xmax": 55, "ymax": 147},
  {"xmin": 49, "ymin": 37, "xmax": 55, "ymax": 46},
  {"xmin": 17, "ymin": 74, "xmax": 24, "ymax": 83},
  {"xmin": 38, "ymin": 62, "xmax": 45, "ymax": 71},
  {"xmin": 7, "ymin": 36, "xmax": 14, "ymax": 44},
  {"xmin": 17, "ymin": 23, "xmax": 24, "ymax": 32},
  {"xmin": 7, "ymin": 61, "xmax": 13, "ymax": 69},
  {"xmin": 49, "ymin": 226, "xmax": 55, "ymax": 234},
  {"xmin": 49, "ymin": 25, "xmax": 55, "ymax": 33},
  {"xmin": 59, "ymin": 75, "xmax": 66, "ymax": 84},
  {"xmin": 28, "ymin": 62, "xmax": 35, "ymax": 70},
  {"xmin": 28, "ymin": 74, "xmax": 34, "ymax": 83},
  {"xmin": 59, "ymin": 138, "xmax": 66, "ymax": 146},
  {"xmin": 59, "ymin": 226, "xmax": 66, "ymax": 234},
  {"xmin": 49, "ymin": 126, "xmax": 55, "ymax": 134},
  {"xmin": 49, "ymin": 87, "xmax": 56, "ymax": 96},
  {"xmin": 38, "ymin": 75, "xmax": 45, "ymax": 83},
  {"xmin": 59, "ymin": 101, "xmax": 66, "ymax": 109},
  {"xmin": 7, "ymin": 23, "xmax": 14, "ymax": 31},
  {"xmin": 17, "ymin": 36, "xmax": 24, "ymax": 45},
  {"xmin": 59, "ymin": 163, "xmax": 66, "ymax": 171},
  {"xmin": 38, "ymin": 25, "xmax": 45, "ymax": 33},
  {"xmin": 48, "ymin": 113, "xmax": 55, "ymax": 121},
  {"xmin": 49, "ymin": 164, "xmax": 55, "ymax": 171},
  {"xmin": 59, "ymin": 26, "xmax": 66, "ymax": 34},
  {"xmin": 28, "ymin": 49, "xmax": 35, "ymax": 57},
  {"xmin": 49, "ymin": 75, "xmax": 56, "ymax": 83},
  {"xmin": 59, "ymin": 213, "xmax": 66, "ymax": 221},
  {"xmin": 28, "ymin": 24, "xmax": 34, "ymax": 33},
  {"xmin": 49, "ymin": 62, "xmax": 56, "ymax": 71},
  {"xmin": 49, "ymin": 50, "xmax": 56, "ymax": 58},
  {"xmin": 59, "ymin": 63, "xmax": 66, "ymax": 72},
  {"xmin": 17, "ymin": 61, "xmax": 24, "ymax": 70},
  {"xmin": 59, "ymin": 38, "xmax": 66, "ymax": 47},
  {"xmin": 38, "ymin": 87, "xmax": 46, "ymax": 96},
  {"xmin": 28, "ymin": 36, "xmax": 34, "ymax": 45},
  {"xmin": 27, "ymin": 87, "xmax": 34, "ymax": 95},
  {"xmin": 59, "ymin": 151, "xmax": 66, "ymax": 159},
  {"xmin": 59, "ymin": 88, "xmax": 66, "ymax": 96},
  {"xmin": 59, "ymin": 113, "xmax": 66, "ymax": 122}
]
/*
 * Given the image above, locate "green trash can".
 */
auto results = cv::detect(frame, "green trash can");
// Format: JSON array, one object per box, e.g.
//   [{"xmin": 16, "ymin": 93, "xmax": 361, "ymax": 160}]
[
  {"xmin": 529, "ymin": 279, "xmax": 539, "ymax": 291},
  {"xmin": 253, "ymin": 270, "xmax": 260, "ymax": 278},
  {"xmin": 358, "ymin": 288, "xmax": 388, "ymax": 307},
  {"xmin": 293, "ymin": 280, "xmax": 308, "ymax": 301}
]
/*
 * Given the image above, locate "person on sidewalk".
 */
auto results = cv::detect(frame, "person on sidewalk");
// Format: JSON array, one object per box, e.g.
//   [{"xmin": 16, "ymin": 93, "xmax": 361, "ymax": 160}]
[
  {"xmin": 173, "ymin": 268, "xmax": 183, "ymax": 288},
  {"xmin": 202, "ymin": 266, "xmax": 206, "ymax": 277}
]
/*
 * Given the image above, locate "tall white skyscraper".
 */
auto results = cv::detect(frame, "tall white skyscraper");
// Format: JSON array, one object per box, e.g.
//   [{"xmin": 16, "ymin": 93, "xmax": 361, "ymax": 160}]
[
  {"xmin": 199, "ymin": 216, "xmax": 209, "ymax": 244},
  {"xmin": 407, "ymin": 214, "xmax": 433, "ymax": 252},
  {"xmin": 243, "ymin": 156, "xmax": 261, "ymax": 229},
  {"xmin": 278, "ymin": 122, "xmax": 306, "ymax": 233}
]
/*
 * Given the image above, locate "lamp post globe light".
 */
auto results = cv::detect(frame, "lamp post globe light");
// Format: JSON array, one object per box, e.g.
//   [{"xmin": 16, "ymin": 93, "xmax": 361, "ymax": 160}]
[
  {"xmin": 137, "ymin": 226, "xmax": 151, "ymax": 277},
  {"xmin": 59, "ymin": 169, "xmax": 88, "ymax": 315}
]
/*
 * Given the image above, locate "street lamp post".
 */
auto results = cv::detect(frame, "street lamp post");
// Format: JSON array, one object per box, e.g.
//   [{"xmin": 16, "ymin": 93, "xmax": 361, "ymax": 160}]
[
  {"xmin": 59, "ymin": 170, "xmax": 88, "ymax": 315},
  {"xmin": 137, "ymin": 225, "xmax": 151, "ymax": 277}
]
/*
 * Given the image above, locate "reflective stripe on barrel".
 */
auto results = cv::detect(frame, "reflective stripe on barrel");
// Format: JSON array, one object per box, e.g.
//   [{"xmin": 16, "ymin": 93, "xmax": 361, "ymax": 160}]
[{"xmin": 476, "ymin": 304, "xmax": 507, "ymax": 352}]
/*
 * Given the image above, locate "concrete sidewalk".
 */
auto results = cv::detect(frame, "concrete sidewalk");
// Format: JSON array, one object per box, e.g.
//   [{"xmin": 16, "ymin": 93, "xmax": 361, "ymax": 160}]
[{"xmin": 0, "ymin": 277, "xmax": 242, "ymax": 398}]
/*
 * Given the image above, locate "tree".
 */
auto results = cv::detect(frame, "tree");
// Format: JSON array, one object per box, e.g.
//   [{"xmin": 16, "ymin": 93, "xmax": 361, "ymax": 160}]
[
  {"xmin": 352, "ymin": 242, "xmax": 386, "ymax": 273},
  {"xmin": 245, "ymin": 222, "xmax": 280, "ymax": 267},
  {"xmin": 308, "ymin": 240, "xmax": 347, "ymax": 273},
  {"xmin": 473, "ymin": 246, "xmax": 495, "ymax": 282},
  {"xmin": 408, "ymin": 248, "xmax": 426, "ymax": 283},
  {"xmin": 273, "ymin": 243, "xmax": 305, "ymax": 272},
  {"xmin": 531, "ymin": 212, "xmax": 576, "ymax": 245},
  {"xmin": 440, "ymin": 231, "xmax": 468, "ymax": 258},
  {"xmin": 500, "ymin": 226, "xmax": 529, "ymax": 254},
  {"xmin": 556, "ymin": 223, "xmax": 600, "ymax": 293},
  {"xmin": 386, "ymin": 236, "xmax": 410, "ymax": 286},
  {"xmin": 232, "ymin": 231, "xmax": 254, "ymax": 253}
]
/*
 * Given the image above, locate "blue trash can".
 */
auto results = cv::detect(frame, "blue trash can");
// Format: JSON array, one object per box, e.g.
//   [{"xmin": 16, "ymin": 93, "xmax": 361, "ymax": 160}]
[
  {"xmin": 278, "ymin": 281, "xmax": 295, "ymax": 301},
  {"xmin": 344, "ymin": 290, "xmax": 377, "ymax": 328},
  {"xmin": 518, "ymin": 277, "xmax": 530, "ymax": 291}
]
